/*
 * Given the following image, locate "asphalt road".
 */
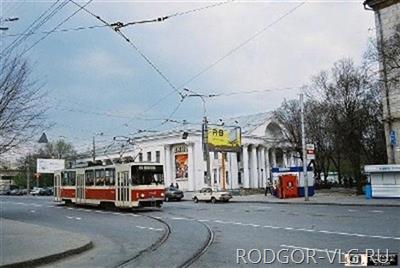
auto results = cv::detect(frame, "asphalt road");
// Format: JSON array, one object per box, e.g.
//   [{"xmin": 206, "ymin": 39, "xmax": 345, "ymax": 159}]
[{"xmin": 1, "ymin": 195, "xmax": 399, "ymax": 267}]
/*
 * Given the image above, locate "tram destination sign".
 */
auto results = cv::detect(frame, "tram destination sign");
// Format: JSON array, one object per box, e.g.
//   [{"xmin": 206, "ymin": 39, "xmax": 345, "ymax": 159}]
[{"xmin": 205, "ymin": 124, "xmax": 241, "ymax": 152}]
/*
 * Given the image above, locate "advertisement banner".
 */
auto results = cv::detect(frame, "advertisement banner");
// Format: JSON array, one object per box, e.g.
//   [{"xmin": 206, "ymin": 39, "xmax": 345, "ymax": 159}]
[
  {"xmin": 206, "ymin": 125, "xmax": 241, "ymax": 152},
  {"xmin": 37, "ymin": 159, "xmax": 65, "ymax": 174},
  {"xmin": 175, "ymin": 154, "xmax": 188, "ymax": 179}
]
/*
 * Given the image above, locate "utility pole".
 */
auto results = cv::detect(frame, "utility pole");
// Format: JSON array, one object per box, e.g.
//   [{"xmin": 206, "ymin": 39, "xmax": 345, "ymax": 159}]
[
  {"xmin": 300, "ymin": 93, "xmax": 309, "ymax": 201},
  {"xmin": 26, "ymin": 156, "xmax": 30, "ymax": 194},
  {"xmin": 92, "ymin": 136, "xmax": 96, "ymax": 162},
  {"xmin": 221, "ymin": 152, "xmax": 226, "ymax": 190},
  {"xmin": 203, "ymin": 116, "xmax": 212, "ymax": 186}
]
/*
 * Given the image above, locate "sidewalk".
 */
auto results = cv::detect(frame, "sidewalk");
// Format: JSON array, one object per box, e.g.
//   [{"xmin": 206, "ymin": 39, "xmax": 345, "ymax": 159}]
[
  {"xmin": 0, "ymin": 219, "xmax": 92, "ymax": 268},
  {"xmin": 183, "ymin": 190, "xmax": 400, "ymax": 207}
]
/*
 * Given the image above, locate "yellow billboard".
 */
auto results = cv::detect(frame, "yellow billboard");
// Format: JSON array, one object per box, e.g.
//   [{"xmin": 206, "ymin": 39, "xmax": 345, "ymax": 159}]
[{"xmin": 206, "ymin": 125, "xmax": 241, "ymax": 152}]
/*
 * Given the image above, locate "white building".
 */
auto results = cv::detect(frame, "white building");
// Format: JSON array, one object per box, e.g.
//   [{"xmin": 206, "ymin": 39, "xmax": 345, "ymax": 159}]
[{"xmin": 78, "ymin": 112, "xmax": 300, "ymax": 191}]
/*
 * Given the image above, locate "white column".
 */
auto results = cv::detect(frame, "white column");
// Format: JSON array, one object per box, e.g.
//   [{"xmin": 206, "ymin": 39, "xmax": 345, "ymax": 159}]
[
  {"xmin": 242, "ymin": 145, "xmax": 250, "ymax": 188},
  {"xmin": 163, "ymin": 145, "xmax": 172, "ymax": 187},
  {"xmin": 283, "ymin": 151, "xmax": 288, "ymax": 167},
  {"xmin": 230, "ymin": 153, "xmax": 239, "ymax": 189},
  {"xmin": 260, "ymin": 147, "xmax": 266, "ymax": 188},
  {"xmin": 290, "ymin": 152, "xmax": 295, "ymax": 167},
  {"xmin": 265, "ymin": 147, "xmax": 270, "ymax": 181},
  {"xmin": 187, "ymin": 143, "xmax": 195, "ymax": 191},
  {"xmin": 272, "ymin": 148, "xmax": 277, "ymax": 167},
  {"xmin": 251, "ymin": 145, "xmax": 258, "ymax": 188}
]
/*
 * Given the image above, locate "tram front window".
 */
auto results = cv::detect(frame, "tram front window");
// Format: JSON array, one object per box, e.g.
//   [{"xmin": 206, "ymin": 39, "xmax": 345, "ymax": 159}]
[{"xmin": 131, "ymin": 165, "xmax": 164, "ymax": 185}]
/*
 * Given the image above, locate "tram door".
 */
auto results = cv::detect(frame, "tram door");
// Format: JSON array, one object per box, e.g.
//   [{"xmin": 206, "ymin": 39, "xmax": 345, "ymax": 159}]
[
  {"xmin": 54, "ymin": 174, "xmax": 61, "ymax": 201},
  {"xmin": 116, "ymin": 171, "xmax": 130, "ymax": 207},
  {"xmin": 76, "ymin": 174, "xmax": 85, "ymax": 204}
]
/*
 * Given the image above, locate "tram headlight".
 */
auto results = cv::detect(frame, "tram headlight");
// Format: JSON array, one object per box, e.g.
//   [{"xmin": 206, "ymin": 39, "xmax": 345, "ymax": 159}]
[
  {"xmin": 160, "ymin": 192, "xmax": 164, "ymax": 197},
  {"xmin": 140, "ymin": 193, "xmax": 145, "ymax": 198}
]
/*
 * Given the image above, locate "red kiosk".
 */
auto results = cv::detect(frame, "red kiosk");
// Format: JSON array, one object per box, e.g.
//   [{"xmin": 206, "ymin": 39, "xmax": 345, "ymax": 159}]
[{"xmin": 276, "ymin": 174, "xmax": 298, "ymax": 199}]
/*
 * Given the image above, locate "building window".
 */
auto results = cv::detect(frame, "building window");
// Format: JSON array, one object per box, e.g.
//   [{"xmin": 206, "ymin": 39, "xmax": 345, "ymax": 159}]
[
  {"xmin": 147, "ymin": 152, "xmax": 152, "ymax": 162},
  {"xmin": 138, "ymin": 153, "xmax": 143, "ymax": 162},
  {"xmin": 156, "ymin": 151, "xmax": 160, "ymax": 162},
  {"xmin": 213, "ymin": 169, "xmax": 217, "ymax": 184},
  {"xmin": 238, "ymin": 172, "xmax": 242, "ymax": 185},
  {"xmin": 237, "ymin": 152, "xmax": 241, "ymax": 162}
]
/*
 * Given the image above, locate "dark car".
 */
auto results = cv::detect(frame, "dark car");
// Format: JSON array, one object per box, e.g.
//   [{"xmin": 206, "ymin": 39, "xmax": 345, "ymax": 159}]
[
  {"xmin": 10, "ymin": 189, "xmax": 23, "ymax": 196},
  {"xmin": 164, "ymin": 187, "xmax": 184, "ymax": 202},
  {"xmin": 41, "ymin": 187, "xmax": 53, "ymax": 196}
]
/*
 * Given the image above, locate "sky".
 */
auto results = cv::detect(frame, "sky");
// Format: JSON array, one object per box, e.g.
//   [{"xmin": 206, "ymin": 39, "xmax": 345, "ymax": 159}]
[{"xmin": 0, "ymin": 0, "xmax": 376, "ymax": 156}]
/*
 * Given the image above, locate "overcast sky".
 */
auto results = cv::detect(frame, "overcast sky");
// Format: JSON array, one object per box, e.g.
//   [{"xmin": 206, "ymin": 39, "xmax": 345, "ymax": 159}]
[{"xmin": 1, "ymin": 0, "xmax": 376, "ymax": 154}]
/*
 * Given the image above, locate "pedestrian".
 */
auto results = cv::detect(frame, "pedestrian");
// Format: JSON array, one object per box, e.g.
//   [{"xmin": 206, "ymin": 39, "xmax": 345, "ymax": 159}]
[
  {"xmin": 264, "ymin": 180, "xmax": 273, "ymax": 196},
  {"xmin": 175, "ymin": 183, "xmax": 179, "ymax": 189},
  {"xmin": 170, "ymin": 183, "xmax": 174, "ymax": 188}
]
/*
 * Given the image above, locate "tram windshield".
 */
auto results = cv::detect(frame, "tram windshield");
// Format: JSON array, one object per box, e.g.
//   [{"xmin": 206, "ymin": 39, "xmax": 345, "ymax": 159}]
[{"xmin": 131, "ymin": 165, "xmax": 164, "ymax": 185}]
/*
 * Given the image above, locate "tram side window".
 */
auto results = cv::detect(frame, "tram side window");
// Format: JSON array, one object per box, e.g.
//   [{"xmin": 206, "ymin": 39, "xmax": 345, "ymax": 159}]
[
  {"xmin": 105, "ymin": 168, "xmax": 115, "ymax": 186},
  {"xmin": 62, "ymin": 171, "xmax": 76, "ymax": 186},
  {"xmin": 85, "ymin": 170, "xmax": 94, "ymax": 186},
  {"xmin": 95, "ymin": 169, "xmax": 105, "ymax": 186}
]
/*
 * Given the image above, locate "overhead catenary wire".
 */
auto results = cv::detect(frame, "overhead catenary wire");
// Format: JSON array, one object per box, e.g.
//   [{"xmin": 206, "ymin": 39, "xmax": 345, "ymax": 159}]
[
  {"xmin": 180, "ymin": 1, "xmax": 306, "ymax": 88},
  {"xmin": 1, "ymin": 0, "xmax": 67, "ymax": 55},
  {"xmin": 19, "ymin": 0, "xmax": 94, "ymax": 57},
  {"xmin": 115, "ymin": 1, "xmax": 305, "ymax": 131},
  {"xmin": 68, "ymin": 0, "xmax": 183, "ymax": 98},
  {"xmin": 1, "ymin": 0, "xmax": 234, "ymax": 38}
]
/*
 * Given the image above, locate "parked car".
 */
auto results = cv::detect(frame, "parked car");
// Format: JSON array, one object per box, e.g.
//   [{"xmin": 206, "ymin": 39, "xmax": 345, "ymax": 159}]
[
  {"xmin": 192, "ymin": 187, "xmax": 232, "ymax": 204},
  {"xmin": 42, "ymin": 187, "xmax": 53, "ymax": 196},
  {"xmin": 30, "ymin": 187, "xmax": 45, "ymax": 196},
  {"xmin": 164, "ymin": 187, "xmax": 184, "ymax": 202},
  {"xmin": 10, "ymin": 189, "xmax": 23, "ymax": 196}
]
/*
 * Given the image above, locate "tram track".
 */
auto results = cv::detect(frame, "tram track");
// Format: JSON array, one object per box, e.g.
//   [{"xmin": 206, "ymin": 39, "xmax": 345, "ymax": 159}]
[
  {"xmin": 115, "ymin": 210, "xmax": 215, "ymax": 268},
  {"xmin": 113, "ymin": 214, "xmax": 171, "ymax": 268},
  {"xmin": 177, "ymin": 219, "xmax": 214, "ymax": 268}
]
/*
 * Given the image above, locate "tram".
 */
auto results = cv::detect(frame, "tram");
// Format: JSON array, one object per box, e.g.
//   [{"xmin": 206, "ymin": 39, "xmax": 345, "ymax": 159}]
[{"xmin": 54, "ymin": 162, "xmax": 165, "ymax": 208}]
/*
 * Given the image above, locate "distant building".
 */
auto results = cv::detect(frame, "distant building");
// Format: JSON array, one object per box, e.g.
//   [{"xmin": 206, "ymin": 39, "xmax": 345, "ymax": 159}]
[
  {"xmin": 364, "ymin": 0, "xmax": 400, "ymax": 164},
  {"xmin": 76, "ymin": 112, "xmax": 300, "ymax": 191}
]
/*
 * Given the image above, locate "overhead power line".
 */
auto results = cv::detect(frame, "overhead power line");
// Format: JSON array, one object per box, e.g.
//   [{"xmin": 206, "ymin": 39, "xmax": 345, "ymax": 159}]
[
  {"xmin": 1, "ymin": 24, "xmax": 107, "ymax": 37},
  {"xmin": 69, "ymin": 0, "xmax": 183, "ymax": 99},
  {"xmin": 1, "ymin": 0, "xmax": 234, "ymax": 37},
  {"xmin": 20, "ymin": 0, "xmax": 94, "ymax": 57},
  {"xmin": 1, "ymin": 0, "xmax": 67, "ymax": 55},
  {"xmin": 180, "ymin": 1, "xmax": 306, "ymax": 87}
]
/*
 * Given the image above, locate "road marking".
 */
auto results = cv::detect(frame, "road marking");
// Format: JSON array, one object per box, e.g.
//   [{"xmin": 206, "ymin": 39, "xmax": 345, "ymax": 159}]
[
  {"xmin": 197, "ymin": 219, "xmax": 209, "ymax": 222},
  {"xmin": 280, "ymin": 244, "xmax": 345, "ymax": 255},
  {"xmin": 30, "ymin": 210, "xmax": 35, "ymax": 213},
  {"xmin": 171, "ymin": 217, "xmax": 187, "ymax": 220},
  {"xmin": 66, "ymin": 216, "xmax": 82, "ymax": 221},
  {"xmin": 348, "ymin": 209, "xmax": 357, "ymax": 212},
  {"xmin": 206, "ymin": 218, "xmax": 400, "ymax": 240},
  {"xmin": 371, "ymin": 210, "xmax": 384, "ymax": 213}
]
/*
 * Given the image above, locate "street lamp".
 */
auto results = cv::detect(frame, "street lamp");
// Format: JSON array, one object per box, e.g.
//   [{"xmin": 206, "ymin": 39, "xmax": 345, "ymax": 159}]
[{"xmin": 183, "ymin": 88, "xmax": 217, "ymax": 187}]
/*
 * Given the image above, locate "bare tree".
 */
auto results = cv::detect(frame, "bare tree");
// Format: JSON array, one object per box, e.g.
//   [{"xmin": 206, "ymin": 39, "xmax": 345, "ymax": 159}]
[
  {"xmin": 274, "ymin": 99, "xmax": 302, "ymax": 158},
  {"xmin": 0, "ymin": 56, "xmax": 46, "ymax": 155},
  {"xmin": 39, "ymin": 139, "xmax": 77, "ymax": 159}
]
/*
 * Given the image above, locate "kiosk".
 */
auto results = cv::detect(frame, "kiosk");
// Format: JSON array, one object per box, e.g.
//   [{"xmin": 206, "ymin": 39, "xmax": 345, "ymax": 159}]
[{"xmin": 364, "ymin": 165, "xmax": 400, "ymax": 198}]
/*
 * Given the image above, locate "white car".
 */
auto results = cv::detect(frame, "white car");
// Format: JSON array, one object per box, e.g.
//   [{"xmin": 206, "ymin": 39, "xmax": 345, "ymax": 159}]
[
  {"xmin": 30, "ymin": 187, "xmax": 44, "ymax": 196},
  {"xmin": 192, "ymin": 187, "xmax": 232, "ymax": 204}
]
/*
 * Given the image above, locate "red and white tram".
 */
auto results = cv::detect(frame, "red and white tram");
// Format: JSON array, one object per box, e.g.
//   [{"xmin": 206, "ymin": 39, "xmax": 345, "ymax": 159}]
[{"xmin": 54, "ymin": 163, "xmax": 165, "ymax": 208}]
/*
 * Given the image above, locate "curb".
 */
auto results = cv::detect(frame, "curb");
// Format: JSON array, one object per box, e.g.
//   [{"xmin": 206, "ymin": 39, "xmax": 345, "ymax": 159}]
[
  {"xmin": 0, "ymin": 240, "xmax": 93, "ymax": 268},
  {"xmin": 229, "ymin": 200, "xmax": 400, "ymax": 207}
]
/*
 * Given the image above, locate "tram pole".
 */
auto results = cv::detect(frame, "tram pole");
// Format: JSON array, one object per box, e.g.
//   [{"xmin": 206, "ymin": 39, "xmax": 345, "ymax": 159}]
[
  {"xmin": 300, "ymin": 93, "xmax": 309, "ymax": 201},
  {"xmin": 204, "ymin": 116, "xmax": 212, "ymax": 187}
]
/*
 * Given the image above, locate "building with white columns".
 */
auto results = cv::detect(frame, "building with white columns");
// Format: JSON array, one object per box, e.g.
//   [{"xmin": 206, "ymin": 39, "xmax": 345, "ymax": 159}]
[{"xmin": 77, "ymin": 112, "xmax": 300, "ymax": 191}]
